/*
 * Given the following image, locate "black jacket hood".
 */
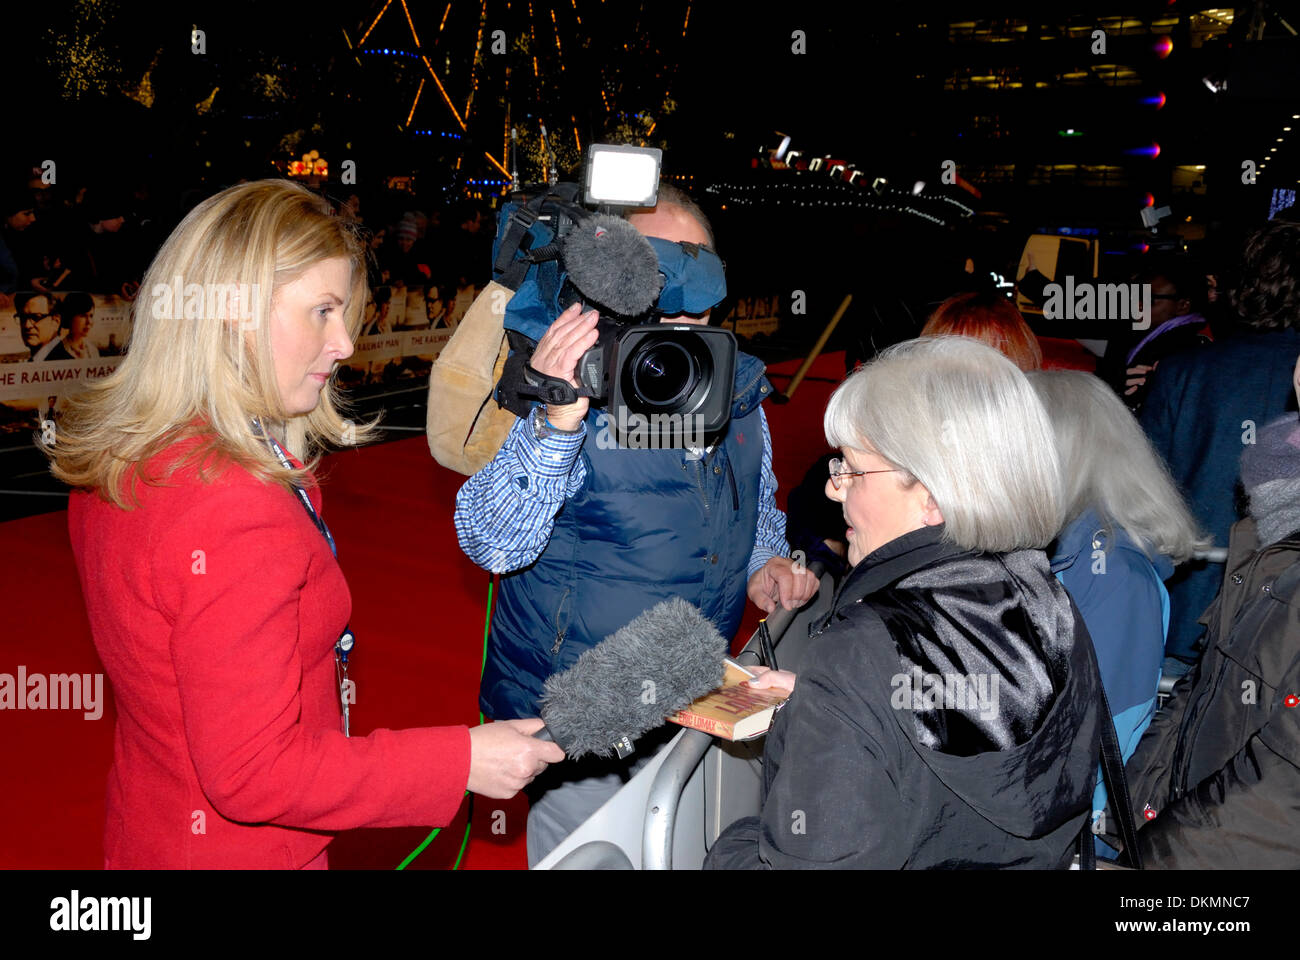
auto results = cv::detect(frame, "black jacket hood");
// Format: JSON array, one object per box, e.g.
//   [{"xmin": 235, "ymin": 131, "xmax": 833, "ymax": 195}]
[{"xmin": 832, "ymin": 525, "xmax": 1102, "ymax": 841}]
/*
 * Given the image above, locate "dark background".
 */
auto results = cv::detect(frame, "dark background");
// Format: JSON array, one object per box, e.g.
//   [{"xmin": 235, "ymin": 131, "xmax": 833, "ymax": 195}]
[{"xmin": 3, "ymin": 1, "xmax": 1299, "ymax": 515}]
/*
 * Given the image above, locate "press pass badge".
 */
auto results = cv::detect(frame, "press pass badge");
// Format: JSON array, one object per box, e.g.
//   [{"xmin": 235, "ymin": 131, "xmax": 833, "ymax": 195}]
[{"xmin": 336, "ymin": 629, "xmax": 355, "ymax": 737}]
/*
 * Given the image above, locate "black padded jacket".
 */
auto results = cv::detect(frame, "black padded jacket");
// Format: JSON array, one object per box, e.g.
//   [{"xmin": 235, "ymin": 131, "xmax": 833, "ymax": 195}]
[
  {"xmin": 1102, "ymin": 517, "xmax": 1300, "ymax": 867},
  {"xmin": 705, "ymin": 523, "xmax": 1104, "ymax": 869}
]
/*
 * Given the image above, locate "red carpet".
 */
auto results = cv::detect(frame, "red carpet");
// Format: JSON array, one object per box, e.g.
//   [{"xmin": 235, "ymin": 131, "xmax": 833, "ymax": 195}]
[{"xmin": 0, "ymin": 350, "xmax": 845, "ymax": 869}]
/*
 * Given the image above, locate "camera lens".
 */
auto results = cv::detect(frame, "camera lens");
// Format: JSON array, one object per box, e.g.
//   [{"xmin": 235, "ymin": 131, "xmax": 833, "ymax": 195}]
[{"xmin": 629, "ymin": 339, "xmax": 696, "ymax": 408}]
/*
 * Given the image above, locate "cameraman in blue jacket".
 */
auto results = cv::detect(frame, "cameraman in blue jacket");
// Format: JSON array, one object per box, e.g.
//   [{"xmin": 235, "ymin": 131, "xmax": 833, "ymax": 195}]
[{"xmin": 453, "ymin": 185, "xmax": 815, "ymax": 865}]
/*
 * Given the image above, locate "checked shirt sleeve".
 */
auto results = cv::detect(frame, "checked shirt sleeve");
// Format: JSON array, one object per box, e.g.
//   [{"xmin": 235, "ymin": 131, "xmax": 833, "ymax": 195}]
[
  {"xmin": 454, "ymin": 413, "xmax": 588, "ymax": 574},
  {"xmin": 748, "ymin": 406, "xmax": 791, "ymax": 578}
]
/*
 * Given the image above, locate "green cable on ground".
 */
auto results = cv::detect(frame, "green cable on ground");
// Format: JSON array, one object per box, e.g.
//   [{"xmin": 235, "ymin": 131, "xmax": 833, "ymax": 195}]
[
  {"xmin": 396, "ymin": 575, "xmax": 495, "ymax": 870},
  {"xmin": 396, "ymin": 824, "xmax": 442, "ymax": 870}
]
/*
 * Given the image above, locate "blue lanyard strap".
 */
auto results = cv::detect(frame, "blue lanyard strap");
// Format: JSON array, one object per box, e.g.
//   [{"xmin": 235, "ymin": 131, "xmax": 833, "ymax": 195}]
[
  {"xmin": 251, "ymin": 421, "xmax": 353, "ymax": 678},
  {"xmin": 250, "ymin": 419, "xmax": 338, "ymax": 557}
]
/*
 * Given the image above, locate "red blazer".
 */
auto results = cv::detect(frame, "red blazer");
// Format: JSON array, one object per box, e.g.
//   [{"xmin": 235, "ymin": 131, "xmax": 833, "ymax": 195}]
[{"xmin": 68, "ymin": 437, "xmax": 470, "ymax": 868}]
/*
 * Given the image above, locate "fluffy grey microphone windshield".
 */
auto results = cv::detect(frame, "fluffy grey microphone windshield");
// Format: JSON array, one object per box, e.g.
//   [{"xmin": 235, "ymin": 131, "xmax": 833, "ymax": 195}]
[
  {"xmin": 539, "ymin": 597, "xmax": 727, "ymax": 759},
  {"xmin": 561, "ymin": 213, "xmax": 664, "ymax": 318}
]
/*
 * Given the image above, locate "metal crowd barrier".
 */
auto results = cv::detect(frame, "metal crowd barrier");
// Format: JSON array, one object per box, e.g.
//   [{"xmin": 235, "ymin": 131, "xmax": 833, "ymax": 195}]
[{"xmin": 536, "ymin": 562, "xmax": 833, "ymax": 870}]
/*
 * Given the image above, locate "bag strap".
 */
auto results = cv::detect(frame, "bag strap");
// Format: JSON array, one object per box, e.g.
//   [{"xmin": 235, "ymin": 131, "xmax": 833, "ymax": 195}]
[
  {"xmin": 493, "ymin": 194, "xmax": 547, "ymax": 280},
  {"xmin": 495, "ymin": 328, "xmax": 544, "ymax": 419},
  {"xmin": 1095, "ymin": 679, "xmax": 1145, "ymax": 869},
  {"xmin": 492, "ymin": 188, "xmax": 587, "ymax": 291},
  {"xmin": 1077, "ymin": 821, "xmax": 1096, "ymax": 870},
  {"xmin": 1073, "ymin": 639, "xmax": 1144, "ymax": 870}
]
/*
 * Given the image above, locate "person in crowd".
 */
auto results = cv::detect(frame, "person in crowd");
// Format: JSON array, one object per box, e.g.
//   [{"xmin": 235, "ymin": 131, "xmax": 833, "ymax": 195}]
[
  {"xmin": 705, "ymin": 336, "xmax": 1104, "ymax": 869},
  {"xmin": 454, "ymin": 183, "xmax": 816, "ymax": 866},
  {"xmin": 41, "ymin": 292, "xmax": 100, "ymax": 361},
  {"xmin": 920, "ymin": 290, "xmax": 1043, "ymax": 371},
  {"xmin": 1097, "ymin": 260, "xmax": 1213, "ymax": 412},
  {"xmin": 44, "ymin": 179, "xmax": 562, "ymax": 869},
  {"xmin": 382, "ymin": 215, "xmax": 432, "ymax": 287},
  {"xmin": 61, "ymin": 192, "xmax": 134, "ymax": 296},
  {"xmin": 1140, "ymin": 216, "xmax": 1300, "ymax": 678},
  {"xmin": 15, "ymin": 292, "xmax": 60, "ymax": 360},
  {"xmin": 795, "ymin": 294, "xmax": 1061, "ymax": 654},
  {"xmin": 338, "ymin": 192, "xmax": 362, "ymax": 223},
  {"xmin": 1027, "ymin": 370, "xmax": 1208, "ymax": 854},
  {"xmin": 0, "ymin": 188, "xmax": 39, "ymax": 295},
  {"xmin": 1102, "ymin": 352, "xmax": 1300, "ymax": 868}
]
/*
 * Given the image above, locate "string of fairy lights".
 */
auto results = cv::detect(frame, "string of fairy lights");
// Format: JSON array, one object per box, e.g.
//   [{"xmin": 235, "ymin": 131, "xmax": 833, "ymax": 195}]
[
  {"xmin": 703, "ymin": 180, "xmax": 974, "ymax": 227},
  {"xmin": 1256, "ymin": 111, "xmax": 1300, "ymax": 183},
  {"xmin": 349, "ymin": 0, "xmax": 978, "ymax": 225}
]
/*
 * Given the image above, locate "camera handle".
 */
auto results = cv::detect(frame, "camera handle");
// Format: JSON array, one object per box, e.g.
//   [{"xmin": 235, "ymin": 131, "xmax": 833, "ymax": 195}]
[{"xmin": 521, "ymin": 361, "xmax": 581, "ymax": 406}]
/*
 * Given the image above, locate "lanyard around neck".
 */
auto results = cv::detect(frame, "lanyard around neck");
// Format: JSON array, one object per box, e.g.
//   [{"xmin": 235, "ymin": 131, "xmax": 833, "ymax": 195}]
[
  {"xmin": 250, "ymin": 418, "xmax": 355, "ymax": 735},
  {"xmin": 250, "ymin": 418, "xmax": 337, "ymax": 557}
]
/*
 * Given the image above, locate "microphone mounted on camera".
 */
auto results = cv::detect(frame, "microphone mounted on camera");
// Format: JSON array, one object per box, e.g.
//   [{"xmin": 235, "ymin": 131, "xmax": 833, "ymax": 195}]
[{"xmin": 492, "ymin": 144, "xmax": 736, "ymax": 448}]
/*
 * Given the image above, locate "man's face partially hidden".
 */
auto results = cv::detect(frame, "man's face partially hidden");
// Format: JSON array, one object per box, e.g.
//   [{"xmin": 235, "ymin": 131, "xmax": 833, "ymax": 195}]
[{"xmin": 626, "ymin": 204, "xmax": 713, "ymax": 326}]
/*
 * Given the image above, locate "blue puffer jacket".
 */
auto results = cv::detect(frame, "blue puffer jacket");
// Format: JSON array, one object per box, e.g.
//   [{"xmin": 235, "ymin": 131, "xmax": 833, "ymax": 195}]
[
  {"xmin": 1050, "ymin": 507, "xmax": 1171, "ymax": 854},
  {"xmin": 480, "ymin": 350, "xmax": 773, "ymax": 720}
]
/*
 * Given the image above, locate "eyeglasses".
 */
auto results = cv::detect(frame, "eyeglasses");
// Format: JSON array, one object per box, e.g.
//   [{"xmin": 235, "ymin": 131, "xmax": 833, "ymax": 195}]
[
  {"xmin": 18, "ymin": 312, "xmax": 54, "ymax": 322},
  {"xmin": 828, "ymin": 457, "xmax": 902, "ymax": 490}
]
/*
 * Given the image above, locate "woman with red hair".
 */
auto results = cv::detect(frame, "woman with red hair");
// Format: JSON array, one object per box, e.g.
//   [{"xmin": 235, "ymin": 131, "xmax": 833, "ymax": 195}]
[{"xmin": 921, "ymin": 291, "xmax": 1043, "ymax": 372}]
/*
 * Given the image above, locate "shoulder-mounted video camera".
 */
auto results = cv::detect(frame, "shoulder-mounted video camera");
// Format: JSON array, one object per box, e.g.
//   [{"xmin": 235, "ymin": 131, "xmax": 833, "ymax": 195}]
[{"xmin": 492, "ymin": 145, "xmax": 736, "ymax": 445}]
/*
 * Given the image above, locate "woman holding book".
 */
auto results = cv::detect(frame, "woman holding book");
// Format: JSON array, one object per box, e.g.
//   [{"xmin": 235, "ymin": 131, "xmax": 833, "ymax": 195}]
[
  {"xmin": 705, "ymin": 336, "xmax": 1104, "ymax": 869},
  {"xmin": 47, "ymin": 179, "xmax": 562, "ymax": 869}
]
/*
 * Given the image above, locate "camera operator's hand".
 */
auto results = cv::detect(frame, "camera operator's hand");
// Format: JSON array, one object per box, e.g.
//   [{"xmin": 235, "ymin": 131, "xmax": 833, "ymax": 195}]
[
  {"xmin": 532, "ymin": 302, "xmax": 600, "ymax": 431},
  {"xmin": 466, "ymin": 718, "xmax": 565, "ymax": 799},
  {"xmin": 747, "ymin": 556, "xmax": 818, "ymax": 613}
]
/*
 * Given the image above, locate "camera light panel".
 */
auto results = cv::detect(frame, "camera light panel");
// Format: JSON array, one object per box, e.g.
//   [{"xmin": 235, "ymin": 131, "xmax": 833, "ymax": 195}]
[{"xmin": 585, "ymin": 144, "xmax": 662, "ymax": 207}]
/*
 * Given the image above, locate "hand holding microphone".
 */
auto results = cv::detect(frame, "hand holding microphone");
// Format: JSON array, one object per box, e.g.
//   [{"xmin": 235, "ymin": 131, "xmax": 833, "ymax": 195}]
[
  {"xmin": 467, "ymin": 718, "xmax": 565, "ymax": 799},
  {"xmin": 466, "ymin": 595, "xmax": 727, "ymax": 796}
]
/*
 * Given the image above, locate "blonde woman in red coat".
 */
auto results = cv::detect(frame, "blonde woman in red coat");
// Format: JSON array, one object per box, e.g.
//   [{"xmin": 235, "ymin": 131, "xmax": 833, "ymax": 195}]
[{"xmin": 47, "ymin": 179, "xmax": 562, "ymax": 869}]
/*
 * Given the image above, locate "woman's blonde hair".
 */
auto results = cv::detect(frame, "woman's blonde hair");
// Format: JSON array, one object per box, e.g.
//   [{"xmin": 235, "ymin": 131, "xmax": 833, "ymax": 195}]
[
  {"xmin": 45, "ymin": 179, "xmax": 375, "ymax": 507},
  {"xmin": 824, "ymin": 336, "xmax": 1063, "ymax": 552}
]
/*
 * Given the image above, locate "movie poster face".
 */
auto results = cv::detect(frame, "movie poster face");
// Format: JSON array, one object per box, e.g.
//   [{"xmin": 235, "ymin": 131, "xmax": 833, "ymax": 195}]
[
  {"xmin": 343, "ymin": 282, "xmax": 480, "ymax": 388},
  {"xmin": 0, "ymin": 292, "xmax": 130, "ymax": 434}
]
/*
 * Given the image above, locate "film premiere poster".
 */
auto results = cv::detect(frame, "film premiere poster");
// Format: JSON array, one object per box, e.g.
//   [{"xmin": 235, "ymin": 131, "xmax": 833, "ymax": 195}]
[
  {"xmin": 0, "ymin": 283, "xmax": 481, "ymax": 433},
  {"xmin": 344, "ymin": 282, "xmax": 480, "ymax": 387},
  {"xmin": 0, "ymin": 291, "xmax": 129, "ymax": 435}
]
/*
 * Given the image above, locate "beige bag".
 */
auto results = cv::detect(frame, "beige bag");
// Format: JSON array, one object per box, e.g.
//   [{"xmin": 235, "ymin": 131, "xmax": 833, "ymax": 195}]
[{"xmin": 426, "ymin": 280, "xmax": 521, "ymax": 475}]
